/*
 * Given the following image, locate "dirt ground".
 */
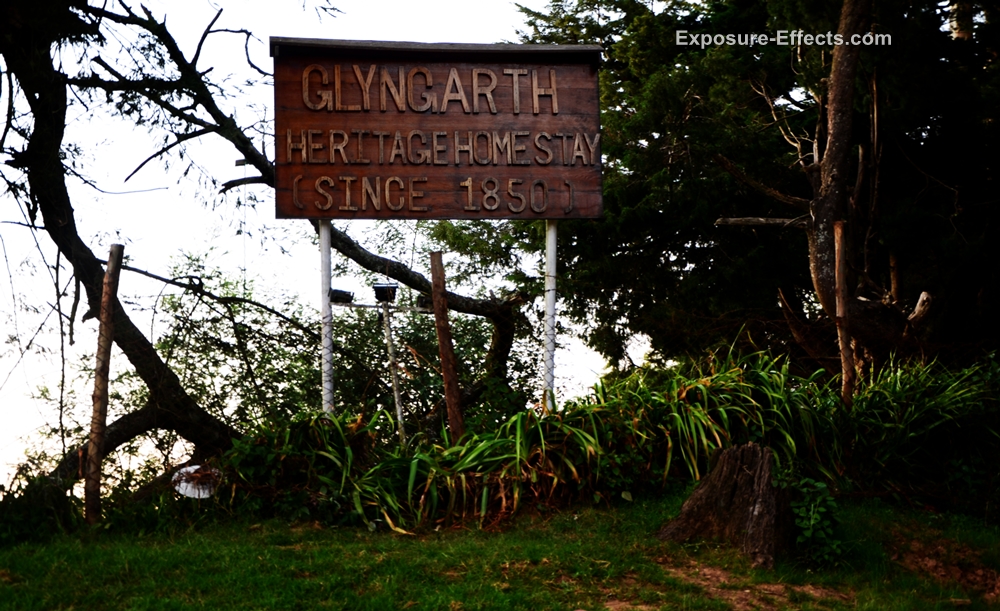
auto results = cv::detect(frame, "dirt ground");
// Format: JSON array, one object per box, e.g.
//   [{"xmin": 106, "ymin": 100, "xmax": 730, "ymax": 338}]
[
  {"xmin": 583, "ymin": 525, "xmax": 1000, "ymax": 611},
  {"xmin": 655, "ymin": 557, "xmax": 852, "ymax": 611},
  {"xmin": 888, "ymin": 523, "xmax": 1000, "ymax": 604}
]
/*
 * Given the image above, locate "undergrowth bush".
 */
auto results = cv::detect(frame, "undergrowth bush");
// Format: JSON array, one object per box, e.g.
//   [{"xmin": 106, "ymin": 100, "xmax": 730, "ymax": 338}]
[
  {"xmin": 0, "ymin": 468, "xmax": 81, "ymax": 545},
  {"xmin": 5, "ymin": 351, "xmax": 998, "ymax": 546},
  {"xmin": 774, "ymin": 472, "xmax": 843, "ymax": 565},
  {"xmin": 202, "ymin": 351, "xmax": 1000, "ymax": 532}
]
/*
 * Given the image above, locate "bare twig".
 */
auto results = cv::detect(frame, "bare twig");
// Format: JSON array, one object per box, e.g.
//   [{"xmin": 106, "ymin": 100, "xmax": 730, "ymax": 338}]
[
  {"xmin": 119, "ymin": 262, "xmax": 318, "ymax": 340},
  {"xmin": 124, "ymin": 127, "xmax": 217, "ymax": 182},
  {"xmin": 191, "ymin": 9, "xmax": 224, "ymax": 69},
  {"xmin": 715, "ymin": 217, "xmax": 810, "ymax": 229},
  {"xmin": 713, "ymin": 154, "xmax": 811, "ymax": 210},
  {"xmin": 0, "ymin": 71, "xmax": 14, "ymax": 153},
  {"xmin": 220, "ymin": 175, "xmax": 268, "ymax": 193},
  {"xmin": 211, "ymin": 28, "xmax": 272, "ymax": 77}
]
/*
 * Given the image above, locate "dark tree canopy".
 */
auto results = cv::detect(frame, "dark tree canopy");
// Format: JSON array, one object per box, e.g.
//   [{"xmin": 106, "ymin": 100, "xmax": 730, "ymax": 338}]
[{"xmin": 508, "ymin": 0, "xmax": 1000, "ymax": 367}]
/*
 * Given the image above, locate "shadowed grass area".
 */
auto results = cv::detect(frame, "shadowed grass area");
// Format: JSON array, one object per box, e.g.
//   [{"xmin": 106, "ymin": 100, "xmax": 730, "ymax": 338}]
[{"xmin": 3, "ymin": 492, "xmax": 1000, "ymax": 610}]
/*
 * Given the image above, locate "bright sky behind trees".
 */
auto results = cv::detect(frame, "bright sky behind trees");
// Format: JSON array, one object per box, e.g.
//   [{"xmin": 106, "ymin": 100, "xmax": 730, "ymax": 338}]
[{"xmin": 1, "ymin": 0, "xmax": 620, "ymax": 483}]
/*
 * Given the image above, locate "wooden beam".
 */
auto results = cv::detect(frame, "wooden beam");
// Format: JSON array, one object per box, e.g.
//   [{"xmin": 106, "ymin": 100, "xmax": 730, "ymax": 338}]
[
  {"xmin": 85, "ymin": 243, "xmax": 124, "ymax": 525},
  {"xmin": 430, "ymin": 252, "xmax": 464, "ymax": 441},
  {"xmin": 834, "ymin": 222, "xmax": 855, "ymax": 408}
]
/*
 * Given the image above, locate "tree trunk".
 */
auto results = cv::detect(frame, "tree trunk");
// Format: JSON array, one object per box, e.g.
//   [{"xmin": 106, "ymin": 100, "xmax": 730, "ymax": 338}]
[
  {"xmin": 809, "ymin": 0, "xmax": 870, "ymax": 317},
  {"xmin": 657, "ymin": 443, "xmax": 794, "ymax": 569},
  {"xmin": 1, "ymin": 0, "xmax": 528, "ymax": 491},
  {"xmin": 430, "ymin": 252, "xmax": 465, "ymax": 441},
  {"xmin": 0, "ymin": 8, "xmax": 240, "ymax": 488}
]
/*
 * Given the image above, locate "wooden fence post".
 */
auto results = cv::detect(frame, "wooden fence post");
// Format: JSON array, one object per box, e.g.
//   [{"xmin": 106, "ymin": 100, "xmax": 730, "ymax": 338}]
[
  {"xmin": 430, "ymin": 252, "xmax": 464, "ymax": 441},
  {"xmin": 85, "ymin": 244, "xmax": 124, "ymax": 525},
  {"xmin": 834, "ymin": 222, "xmax": 855, "ymax": 408}
]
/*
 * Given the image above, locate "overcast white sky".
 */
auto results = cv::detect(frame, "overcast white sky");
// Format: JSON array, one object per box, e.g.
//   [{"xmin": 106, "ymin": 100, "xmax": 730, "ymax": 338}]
[{"xmin": 0, "ymin": 0, "xmax": 630, "ymax": 484}]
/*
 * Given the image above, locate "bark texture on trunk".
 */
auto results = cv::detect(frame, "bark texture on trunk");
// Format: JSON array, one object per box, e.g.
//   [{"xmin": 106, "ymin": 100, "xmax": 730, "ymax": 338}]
[
  {"xmin": 657, "ymin": 443, "xmax": 794, "ymax": 569},
  {"xmin": 808, "ymin": 0, "xmax": 871, "ymax": 317},
  {"xmin": 430, "ymin": 252, "xmax": 465, "ymax": 441}
]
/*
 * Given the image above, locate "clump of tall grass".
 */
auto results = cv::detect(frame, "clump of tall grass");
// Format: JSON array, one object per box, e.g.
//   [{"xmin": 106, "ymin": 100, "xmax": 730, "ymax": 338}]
[
  {"xmin": 109, "ymin": 351, "xmax": 1000, "ymax": 532},
  {"xmin": 840, "ymin": 355, "xmax": 1000, "ymax": 508}
]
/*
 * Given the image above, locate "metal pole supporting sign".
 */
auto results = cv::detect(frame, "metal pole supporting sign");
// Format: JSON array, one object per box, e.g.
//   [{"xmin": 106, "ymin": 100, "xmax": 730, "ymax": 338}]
[
  {"xmin": 543, "ymin": 220, "xmax": 557, "ymax": 413},
  {"xmin": 319, "ymin": 220, "xmax": 335, "ymax": 412},
  {"xmin": 270, "ymin": 39, "xmax": 604, "ymax": 419}
]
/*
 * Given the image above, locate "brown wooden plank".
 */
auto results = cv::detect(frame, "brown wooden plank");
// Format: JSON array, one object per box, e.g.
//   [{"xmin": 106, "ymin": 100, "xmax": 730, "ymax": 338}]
[
  {"xmin": 270, "ymin": 37, "xmax": 603, "ymax": 56},
  {"xmin": 275, "ymin": 170, "xmax": 600, "ymax": 219},
  {"xmin": 275, "ymin": 62, "xmax": 598, "ymax": 117},
  {"xmin": 273, "ymin": 40, "xmax": 602, "ymax": 220}
]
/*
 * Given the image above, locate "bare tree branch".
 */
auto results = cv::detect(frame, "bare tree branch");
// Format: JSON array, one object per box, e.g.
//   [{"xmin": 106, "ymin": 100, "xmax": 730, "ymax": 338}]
[
  {"xmin": 191, "ymin": 9, "xmax": 224, "ymax": 69},
  {"xmin": 124, "ymin": 127, "xmax": 217, "ymax": 183},
  {"xmin": 715, "ymin": 217, "xmax": 809, "ymax": 229},
  {"xmin": 120, "ymin": 263, "xmax": 317, "ymax": 339},
  {"xmin": 714, "ymin": 154, "xmax": 811, "ymax": 211},
  {"xmin": 1, "ymin": 71, "xmax": 14, "ymax": 153},
  {"xmin": 78, "ymin": 4, "xmax": 274, "ymax": 183},
  {"xmin": 220, "ymin": 175, "xmax": 268, "ymax": 192},
  {"xmin": 211, "ymin": 28, "xmax": 272, "ymax": 77}
]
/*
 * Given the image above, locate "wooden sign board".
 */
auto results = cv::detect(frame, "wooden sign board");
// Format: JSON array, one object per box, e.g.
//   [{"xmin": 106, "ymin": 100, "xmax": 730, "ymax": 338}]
[{"xmin": 271, "ymin": 38, "xmax": 603, "ymax": 219}]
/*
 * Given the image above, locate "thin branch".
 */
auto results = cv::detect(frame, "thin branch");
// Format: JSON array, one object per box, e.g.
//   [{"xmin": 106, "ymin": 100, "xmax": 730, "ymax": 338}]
[
  {"xmin": 0, "ymin": 232, "xmax": 21, "ymax": 354},
  {"xmin": 69, "ymin": 276, "xmax": 80, "ymax": 345},
  {"xmin": 54, "ymin": 251, "xmax": 68, "ymax": 456},
  {"xmin": 715, "ymin": 216, "xmax": 810, "ymax": 229},
  {"xmin": 191, "ymin": 9, "xmax": 224, "ymax": 69},
  {"xmin": 1, "ymin": 220, "xmax": 45, "ymax": 229},
  {"xmin": 77, "ymin": 56, "xmax": 181, "ymax": 92},
  {"xmin": 119, "ymin": 263, "xmax": 318, "ymax": 340},
  {"xmin": 64, "ymin": 163, "xmax": 169, "ymax": 195},
  {"xmin": 714, "ymin": 154, "xmax": 811, "ymax": 211},
  {"xmin": 124, "ymin": 127, "xmax": 217, "ymax": 182},
  {"xmin": 1, "ymin": 71, "xmax": 14, "ymax": 153},
  {"xmin": 0, "ymin": 277, "xmax": 73, "ymax": 393},
  {"xmin": 220, "ymin": 175, "xmax": 268, "ymax": 193},
  {"xmin": 750, "ymin": 80, "xmax": 801, "ymax": 153},
  {"xmin": 83, "ymin": 4, "xmax": 274, "ymax": 182},
  {"xmin": 211, "ymin": 28, "xmax": 272, "ymax": 77}
]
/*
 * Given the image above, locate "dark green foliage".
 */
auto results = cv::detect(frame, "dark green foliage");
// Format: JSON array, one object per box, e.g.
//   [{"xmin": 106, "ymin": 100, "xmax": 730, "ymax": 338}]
[
  {"xmin": 109, "ymin": 352, "xmax": 1000, "ymax": 536},
  {"xmin": 504, "ymin": 0, "xmax": 1000, "ymax": 363},
  {"xmin": 0, "ymin": 472, "xmax": 80, "ymax": 546},
  {"xmin": 775, "ymin": 474, "xmax": 843, "ymax": 565},
  {"xmin": 837, "ymin": 356, "xmax": 1000, "ymax": 511},
  {"xmin": 6, "ymin": 350, "xmax": 997, "ymax": 553}
]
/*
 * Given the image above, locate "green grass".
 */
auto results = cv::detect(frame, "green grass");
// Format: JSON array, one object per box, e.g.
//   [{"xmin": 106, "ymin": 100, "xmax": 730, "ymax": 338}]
[{"xmin": 3, "ymin": 491, "xmax": 999, "ymax": 611}]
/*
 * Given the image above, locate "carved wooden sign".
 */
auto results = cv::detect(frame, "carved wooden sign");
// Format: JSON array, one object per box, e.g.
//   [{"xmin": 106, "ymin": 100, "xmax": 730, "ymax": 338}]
[{"xmin": 271, "ymin": 38, "xmax": 603, "ymax": 219}]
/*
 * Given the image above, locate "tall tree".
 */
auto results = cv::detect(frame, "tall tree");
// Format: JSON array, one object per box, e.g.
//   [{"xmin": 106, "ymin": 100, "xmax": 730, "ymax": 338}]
[
  {"xmin": 0, "ymin": 0, "xmax": 528, "ymax": 488},
  {"xmin": 513, "ymin": 0, "xmax": 1000, "ymax": 369}
]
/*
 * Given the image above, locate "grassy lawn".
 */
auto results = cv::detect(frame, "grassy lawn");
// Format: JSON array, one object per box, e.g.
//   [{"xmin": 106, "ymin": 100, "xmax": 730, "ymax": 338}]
[{"xmin": 1, "ymin": 491, "xmax": 998, "ymax": 610}]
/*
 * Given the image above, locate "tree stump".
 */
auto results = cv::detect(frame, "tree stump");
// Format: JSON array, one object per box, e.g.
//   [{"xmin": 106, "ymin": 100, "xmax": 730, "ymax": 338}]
[{"xmin": 656, "ymin": 443, "xmax": 794, "ymax": 569}]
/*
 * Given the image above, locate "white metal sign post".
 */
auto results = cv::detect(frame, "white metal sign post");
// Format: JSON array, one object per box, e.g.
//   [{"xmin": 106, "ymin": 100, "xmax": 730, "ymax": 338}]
[
  {"xmin": 543, "ymin": 220, "xmax": 557, "ymax": 412},
  {"xmin": 319, "ymin": 220, "xmax": 335, "ymax": 412}
]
